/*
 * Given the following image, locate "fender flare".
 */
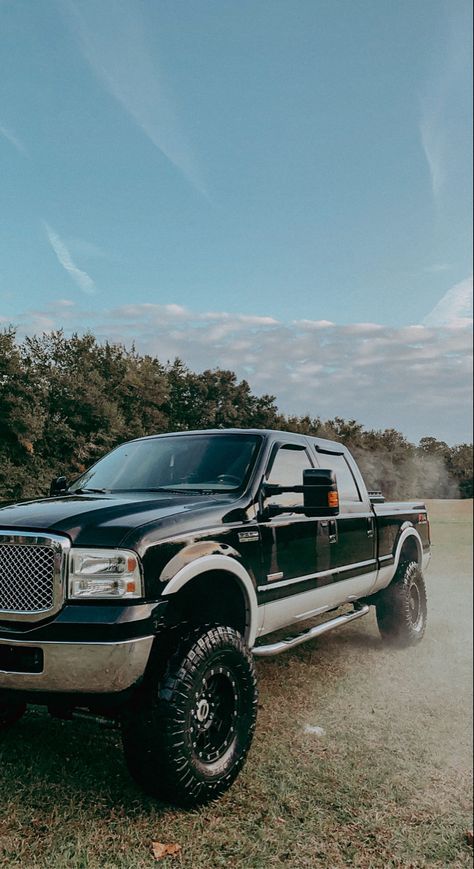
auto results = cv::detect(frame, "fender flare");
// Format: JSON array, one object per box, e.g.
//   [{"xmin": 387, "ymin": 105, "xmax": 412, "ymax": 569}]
[
  {"xmin": 393, "ymin": 526, "xmax": 423, "ymax": 572},
  {"xmin": 160, "ymin": 554, "xmax": 260, "ymax": 647}
]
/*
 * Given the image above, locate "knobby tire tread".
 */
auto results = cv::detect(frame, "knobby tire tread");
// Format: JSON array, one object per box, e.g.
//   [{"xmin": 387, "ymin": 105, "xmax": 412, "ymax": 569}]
[{"xmin": 122, "ymin": 624, "xmax": 258, "ymax": 807}]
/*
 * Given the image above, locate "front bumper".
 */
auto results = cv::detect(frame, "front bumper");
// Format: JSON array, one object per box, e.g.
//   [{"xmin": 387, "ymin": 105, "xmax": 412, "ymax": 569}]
[{"xmin": 0, "ymin": 635, "xmax": 154, "ymax": 694}]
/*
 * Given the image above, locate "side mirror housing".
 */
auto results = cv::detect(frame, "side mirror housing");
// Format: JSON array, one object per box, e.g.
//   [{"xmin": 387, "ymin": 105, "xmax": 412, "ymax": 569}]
[
  {"xmin": 259, "ymin": 469, "xmax": 340, "ymax": 518},
  {"xmin": 49, "ymin": 476, "xmax": 69, "ymax": 497},
  {"xmin": 303, "ymin": 468, "xmax": 339, "ymax": 516}
]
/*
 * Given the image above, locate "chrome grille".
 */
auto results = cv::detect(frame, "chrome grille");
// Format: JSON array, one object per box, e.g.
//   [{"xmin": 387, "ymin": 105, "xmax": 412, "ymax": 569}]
[
  {"xmin": 0, "ymin": 531, "xmax": 69, "ymax": 621},
  {"xmin": 0, "ymin": 544, "xmax": 55, "ymax": 613}
]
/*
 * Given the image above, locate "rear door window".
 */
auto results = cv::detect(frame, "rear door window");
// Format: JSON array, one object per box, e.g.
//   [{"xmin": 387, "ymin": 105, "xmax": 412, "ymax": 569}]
[{"xmin": 316, "ymin": 451, "xmax": 361, "ymax": 503}]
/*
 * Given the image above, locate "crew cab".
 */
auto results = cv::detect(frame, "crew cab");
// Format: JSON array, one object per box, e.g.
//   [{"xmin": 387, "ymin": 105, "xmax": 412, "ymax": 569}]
[{"xmin": 0, "ymin": 429, "xmax": 430, "ymax": 805}]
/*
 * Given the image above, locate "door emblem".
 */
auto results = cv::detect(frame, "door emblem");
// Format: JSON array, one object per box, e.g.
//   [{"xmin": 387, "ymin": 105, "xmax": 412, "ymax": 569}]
[{"xmin": 238, "ymin": 530, "xmax": 259, "ymax": 543}]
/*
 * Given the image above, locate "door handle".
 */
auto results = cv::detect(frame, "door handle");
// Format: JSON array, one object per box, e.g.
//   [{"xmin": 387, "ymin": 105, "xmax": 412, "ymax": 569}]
[
  {"xmin": 329, "ymin": 519, "xmax": 338, "ymax": 544},
  {"xmin": 367, "ymin": 518, "xmax": 374, "ymax": 538}
]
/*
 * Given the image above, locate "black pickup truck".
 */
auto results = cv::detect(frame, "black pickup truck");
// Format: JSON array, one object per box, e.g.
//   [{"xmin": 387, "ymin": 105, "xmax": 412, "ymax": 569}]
[{"xmin": 0, "ymin": 429, "xmax": 430, "ymax": 805}]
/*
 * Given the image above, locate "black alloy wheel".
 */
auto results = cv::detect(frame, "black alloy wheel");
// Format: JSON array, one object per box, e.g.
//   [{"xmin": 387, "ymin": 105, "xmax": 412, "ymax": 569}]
[
  {"xmin": 122, "ymin": 624, "xmax": 258, "ymax": 807},
  {"xmin": 376, "ymin": 560, "xmax": 428, "ymax": 647},
  {"xmin": 191, "ymin": 665, "xmax": 240, "ymax": 765}
]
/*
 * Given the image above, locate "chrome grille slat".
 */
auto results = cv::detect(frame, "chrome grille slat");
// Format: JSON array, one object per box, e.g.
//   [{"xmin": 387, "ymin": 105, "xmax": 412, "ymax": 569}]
[
  {"xmin": 0, "ymin": 531, "xmax": 69, "ymax": 622},
  {"xmin": 0, "ymin": 544, "xmax": 55, "ymax": 612}
]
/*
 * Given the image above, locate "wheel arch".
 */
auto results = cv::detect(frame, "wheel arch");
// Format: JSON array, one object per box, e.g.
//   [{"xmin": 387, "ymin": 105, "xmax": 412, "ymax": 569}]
[
  {"xmin": 161, "ymin": 555, "xmax": 261, "ymax": 647},
  {"xmin": 393, "ymin": 526, "xmax": 423, "ymax": 572}
]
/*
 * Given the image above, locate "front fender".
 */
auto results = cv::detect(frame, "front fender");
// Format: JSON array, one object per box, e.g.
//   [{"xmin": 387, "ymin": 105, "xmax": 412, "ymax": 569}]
[
  {"xmin": 160, "ymin": 554, "xmax": 261, "ymax": 647},
  {"xmin": 159, "ymin": 540, "xmax": 242, "ymax": 582}
]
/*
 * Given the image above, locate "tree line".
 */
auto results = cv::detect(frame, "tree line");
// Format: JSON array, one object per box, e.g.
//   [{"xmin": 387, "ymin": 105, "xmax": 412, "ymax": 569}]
[{"xmin": 0, "ymin": 329, "xmax": 472, "ymax": 502}]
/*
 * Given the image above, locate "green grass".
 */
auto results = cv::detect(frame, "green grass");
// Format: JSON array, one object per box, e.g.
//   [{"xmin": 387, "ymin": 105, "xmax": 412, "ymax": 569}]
[{"xmin": 0, "ymin": 500, "xmax": 472, "ymax": 868}]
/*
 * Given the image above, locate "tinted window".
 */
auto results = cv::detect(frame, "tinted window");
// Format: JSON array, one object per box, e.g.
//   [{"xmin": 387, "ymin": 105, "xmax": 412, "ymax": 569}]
[
  {"xmin": 317, "ymin": 452, "xmax": 361, "ymax": 502},
  {"xmin": 69, "ymin": 434, "xmax": 261, "ymax": 493},
  {"xmin": 266, "ymin": 445, "xmax": 313, "ymax": 508}
]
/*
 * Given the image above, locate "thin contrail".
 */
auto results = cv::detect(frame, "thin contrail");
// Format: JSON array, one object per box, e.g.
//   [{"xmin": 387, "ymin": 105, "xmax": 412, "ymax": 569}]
[{"xmin": 44, "ymin": 222, "xmax": 96, "ymax": 295}]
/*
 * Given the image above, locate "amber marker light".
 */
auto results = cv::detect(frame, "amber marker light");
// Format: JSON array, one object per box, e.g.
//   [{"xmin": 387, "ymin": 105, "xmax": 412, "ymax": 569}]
[{"xmin": 328, "ymin": 492, "xmax": 339, "ymax": 508}]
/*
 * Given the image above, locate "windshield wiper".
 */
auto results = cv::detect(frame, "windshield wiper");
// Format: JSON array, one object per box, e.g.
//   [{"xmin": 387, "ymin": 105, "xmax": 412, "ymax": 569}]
[
  {"xmin": 73, "ymin": 487, "xmax": 110, "ymax": 495},
  {"xmin": 137, "ymin": 487, "xmax": 214, "ymax": 495},
  {"xmin": 72, "ymin": 486, "xmax": 219, "ymax": 496}
]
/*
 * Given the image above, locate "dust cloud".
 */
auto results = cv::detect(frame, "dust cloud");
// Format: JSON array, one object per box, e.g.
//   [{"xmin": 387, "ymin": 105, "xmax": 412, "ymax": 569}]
[{"xmin": 353, "ymin": 448, "xmax": 459, "ymax": 501}]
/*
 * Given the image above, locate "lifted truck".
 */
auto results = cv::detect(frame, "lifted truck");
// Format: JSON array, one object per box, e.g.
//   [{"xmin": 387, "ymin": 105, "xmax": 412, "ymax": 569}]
[{"xmin": 0, "ymin": 429, "xmax": 430, "ymax": 806}]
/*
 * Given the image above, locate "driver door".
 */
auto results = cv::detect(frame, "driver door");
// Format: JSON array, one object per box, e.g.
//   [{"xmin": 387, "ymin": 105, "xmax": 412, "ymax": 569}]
[{"xmin": 258, "ymin": 443, "xmax": 332, "ymax": 632}]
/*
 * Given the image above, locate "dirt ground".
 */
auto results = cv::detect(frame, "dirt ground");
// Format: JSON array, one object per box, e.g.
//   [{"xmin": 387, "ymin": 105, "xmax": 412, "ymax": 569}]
[{"xmin": 0, "ymin": 499, "xmax": 472, "ymax": 868}]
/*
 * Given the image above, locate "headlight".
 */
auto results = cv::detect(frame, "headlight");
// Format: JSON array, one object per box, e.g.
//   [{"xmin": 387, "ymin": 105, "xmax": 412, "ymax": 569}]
[{"xmin": 68, "ymin": 548, "xmax": 143, "ymax": 599}]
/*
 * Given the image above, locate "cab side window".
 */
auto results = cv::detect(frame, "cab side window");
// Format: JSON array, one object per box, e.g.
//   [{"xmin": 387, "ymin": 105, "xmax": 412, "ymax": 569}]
[
  {"xmin": 317, "ymin": 452, "xmax": 361, "ymax": 502},
  {"xmin": 266, "ymin": 445, "xmax": 313, "ymax": 509}
]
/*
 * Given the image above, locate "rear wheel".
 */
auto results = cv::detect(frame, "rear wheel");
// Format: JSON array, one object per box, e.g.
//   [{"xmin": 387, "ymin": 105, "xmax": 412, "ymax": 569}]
[
  {"xmin": 0, "ymin": 700, "xmax": 26, "ymax": 731},
  {"xmin": 122, "ymin": 625, "xmax": 258, "ymax": 807},
  {"xmin": 376, "ymin": 560, "xmax": 427, "ymax": 647}
]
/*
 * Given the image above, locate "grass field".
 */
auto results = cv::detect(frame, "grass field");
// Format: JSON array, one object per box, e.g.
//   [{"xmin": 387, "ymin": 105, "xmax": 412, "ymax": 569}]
[{"xmin": 0, "ymin": 500, "xmax": 472, "ymax": 868}]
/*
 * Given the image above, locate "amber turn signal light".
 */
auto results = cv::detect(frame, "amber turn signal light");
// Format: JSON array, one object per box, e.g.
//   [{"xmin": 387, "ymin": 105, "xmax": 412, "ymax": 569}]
[{"xmin": 328, "ymin": 491, "xmax": 339, "ymax": 508}]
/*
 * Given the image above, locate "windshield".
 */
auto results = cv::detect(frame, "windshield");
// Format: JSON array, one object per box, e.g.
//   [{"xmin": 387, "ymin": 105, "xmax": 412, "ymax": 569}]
[{"xmin": 69, "ymin": 433, "xmax": 262, "ymax": 494}]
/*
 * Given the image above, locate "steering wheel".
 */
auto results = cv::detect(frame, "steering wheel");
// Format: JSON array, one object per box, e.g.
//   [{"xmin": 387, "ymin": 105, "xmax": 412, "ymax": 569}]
[{"xmin": 216, "ymin": 474, "xmax": 241, "ymax": 487}]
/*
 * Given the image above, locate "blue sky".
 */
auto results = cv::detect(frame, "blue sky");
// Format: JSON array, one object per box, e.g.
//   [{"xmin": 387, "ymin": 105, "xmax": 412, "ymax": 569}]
[{"xmin": 1, "ymin": 0, "xmax": 472, "ymax": 442}]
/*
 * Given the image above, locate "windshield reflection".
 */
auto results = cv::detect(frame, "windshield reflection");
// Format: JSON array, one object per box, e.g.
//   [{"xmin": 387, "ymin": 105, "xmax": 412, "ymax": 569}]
[{"xmin": 69, "ymin": 433, "xmax": 262, "ymax": 494}]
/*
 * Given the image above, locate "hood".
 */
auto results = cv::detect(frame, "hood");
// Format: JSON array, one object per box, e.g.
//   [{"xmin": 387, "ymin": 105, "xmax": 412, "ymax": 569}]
[{"xmin": 0, "ymin": 491, "xmax": 230, "ymax": 547}]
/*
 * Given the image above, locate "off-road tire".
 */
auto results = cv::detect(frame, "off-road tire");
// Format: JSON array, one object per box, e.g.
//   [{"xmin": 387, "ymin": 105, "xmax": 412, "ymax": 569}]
[
  {"xmin": 0, "ymin": 701, "xmax": 26, "ymax": 731},
  {"xmin": 122, "ymin": 624, "xmax": 258, "ymax": 807},
  {"xmin": 376, "ymin": 560, "xmax": 427, "ymax": 647}
]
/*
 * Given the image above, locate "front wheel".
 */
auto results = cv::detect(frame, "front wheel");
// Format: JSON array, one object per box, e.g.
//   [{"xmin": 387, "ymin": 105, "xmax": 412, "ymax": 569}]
[
  {"xmin": 122, "ymin": 625, "xmax": 258, "ymax": 807},
  {"xmin": 376, "ymin": 561, "xmax": 428, "ymax": 647}
]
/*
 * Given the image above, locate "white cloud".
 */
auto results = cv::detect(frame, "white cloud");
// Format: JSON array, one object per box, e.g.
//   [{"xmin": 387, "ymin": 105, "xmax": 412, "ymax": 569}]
[
  {"xmin": 43, "ymin": 222, "xmax": 95, "ymax": 294},
  {"xmin": 8, "ymin": 300, "xmax": 472, "ymax": 444},
  {"xmin": 295, "ymin": 319, "xmax": 334, "ymax": 329},
  {"xmin": 61, "ymin": 0, "xmax": 207, "ymax": 197},
  {"xmin": 423, "ymin": 276, "xmax": 473, "ymax": 328},
  {"xmin": 0, "ymin": 123, "xmax": 28, "ymax": 156}
]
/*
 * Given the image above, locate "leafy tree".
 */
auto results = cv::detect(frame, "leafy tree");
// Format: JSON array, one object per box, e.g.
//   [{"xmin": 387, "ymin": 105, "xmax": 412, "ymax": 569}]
[
  {"xmin": 446, "ymin": 444, "xmax": 474, "ymax": 498},
  {"xmin": 418, "ymin": 436, "xmax": 450, "ymax": 459},
  {"xmin": 0, "ymin": 329, "xmax": 471, "ymax": 502},
  {"xmin": 0, "ymin": 330, "xmax": 46, "ymax": 499},
  {"xmin": 164, "ymin": 362, "xmax": 279, "ymax": 431}
]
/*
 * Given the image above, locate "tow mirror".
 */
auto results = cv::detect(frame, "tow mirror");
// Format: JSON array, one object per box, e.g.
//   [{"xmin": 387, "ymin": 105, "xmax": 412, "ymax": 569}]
[
  {"xmin": 303, "ymin": 468, "xmax": 339, "ymax": 516},
  {"xmin": 260, "ymin": 468, "xmax": 340, "ymax": 518},
  {"xmin": 49, "ymin": 476, "xmax": 69, "ymax": 497}
]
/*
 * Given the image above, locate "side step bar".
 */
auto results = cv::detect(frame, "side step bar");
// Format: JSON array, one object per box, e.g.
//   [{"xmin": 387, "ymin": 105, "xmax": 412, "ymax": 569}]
[{"xmin": 252, "ymin": 604, "xmax": 370, "ymax": 657}]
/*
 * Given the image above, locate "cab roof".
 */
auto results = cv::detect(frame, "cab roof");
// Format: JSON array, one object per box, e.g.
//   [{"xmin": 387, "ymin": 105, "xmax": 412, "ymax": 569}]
[{"xmin": 132, "ymin": 427, "xmax": 347, "ymax": 455}]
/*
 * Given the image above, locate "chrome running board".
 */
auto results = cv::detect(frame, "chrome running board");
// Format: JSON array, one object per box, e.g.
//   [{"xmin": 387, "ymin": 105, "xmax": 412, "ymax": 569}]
[{"xmin": 252, "ymin": 604, "xmax": 370, "ymax": 657}]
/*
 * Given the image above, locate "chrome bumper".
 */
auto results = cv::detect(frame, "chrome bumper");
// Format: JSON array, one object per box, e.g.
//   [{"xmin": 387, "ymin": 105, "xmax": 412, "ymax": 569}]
[{"xmin": 0, "ymin": 635, "xmax": 154, "ymax": 694}]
